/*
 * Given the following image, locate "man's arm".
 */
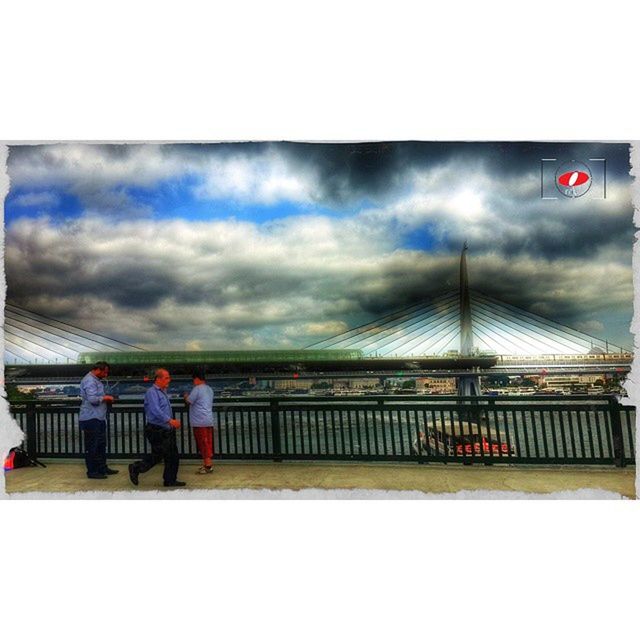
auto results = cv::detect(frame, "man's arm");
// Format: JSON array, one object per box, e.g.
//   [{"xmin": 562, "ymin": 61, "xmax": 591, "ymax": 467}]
[
  {"xmin": 83, "ymin": 377, "xmax": 106, "ymax": 406},
  {"xmin": 184, "ymin": 386, "xmax": 198, "ymax": 405}
]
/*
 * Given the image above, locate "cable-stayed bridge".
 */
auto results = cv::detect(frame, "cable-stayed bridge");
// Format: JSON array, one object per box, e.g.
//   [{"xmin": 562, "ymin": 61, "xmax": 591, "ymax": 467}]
[
  {"xmin": 4, "ymin": 303, "xmax": 144, "ymax": 365},
  {"xmin": 307, "ymin": 289, "xmax": 628, "ymax": 358},
  {"xmin": 3, "ymin": 247, "xmax": 631, "ymax": 383},
  {"xmin": 6, "ymin": 293, "xmax": 628, "ymax": 368}
]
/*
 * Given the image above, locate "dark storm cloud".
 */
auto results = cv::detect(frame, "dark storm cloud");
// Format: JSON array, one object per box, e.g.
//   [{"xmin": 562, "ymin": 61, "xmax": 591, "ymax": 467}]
[
  {"xmin": 6, "ymin": 253, "xmax": 177, "ymax": 311},
  {"xmin": 277, "ymin": 142, "xmax": 405, "ymax": 204},
  {"xmin": 437, "ymin": 204, "xmax": 634, "ymax": 260},
  {"xmin": 278, "ymin": 141, "xmax": 633, "ymax": 205},
  {"xmin": 502, "ymin": 212, "xmax": 633, "ymax": 259},
  {"xmin": 417, "ymin": 141, "xmax": 631, "ymax": 181},
  {"xmin": 94, "ymin": 267, "xmax": 177, "ymax": 309}
]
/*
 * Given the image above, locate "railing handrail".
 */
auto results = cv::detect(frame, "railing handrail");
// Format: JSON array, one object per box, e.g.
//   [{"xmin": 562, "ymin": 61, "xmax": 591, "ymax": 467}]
[{"xmin": 8, "ymin": 393, "xmax": 630, "ymax": 408}]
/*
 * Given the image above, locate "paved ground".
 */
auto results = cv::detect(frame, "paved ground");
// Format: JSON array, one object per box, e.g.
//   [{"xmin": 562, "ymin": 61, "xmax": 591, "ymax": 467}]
[{"xmin": 3, "ymin": 460, "xmax": 636, "ymax": 497}]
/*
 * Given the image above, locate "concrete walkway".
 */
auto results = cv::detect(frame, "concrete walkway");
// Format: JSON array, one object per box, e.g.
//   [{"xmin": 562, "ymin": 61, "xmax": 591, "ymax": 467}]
[{"xmin": 3, "ymin": 461, "xmax": 636, "ymax": 498}]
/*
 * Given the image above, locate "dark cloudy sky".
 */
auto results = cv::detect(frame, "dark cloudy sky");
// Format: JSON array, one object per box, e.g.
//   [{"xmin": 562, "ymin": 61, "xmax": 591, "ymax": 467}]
[{"xmin": 4, "ymin": 142, "xmax": 634, "ymax": 351}]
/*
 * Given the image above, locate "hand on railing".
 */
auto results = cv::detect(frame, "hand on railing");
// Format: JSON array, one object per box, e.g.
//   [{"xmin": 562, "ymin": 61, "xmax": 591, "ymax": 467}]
[
  {"xmin": 103, "ymin": 395, "xmax": 115, "ymax": 403},
  {"xmin": 169, "ymin": 418, "xmax": 181, "ymax": 429}
]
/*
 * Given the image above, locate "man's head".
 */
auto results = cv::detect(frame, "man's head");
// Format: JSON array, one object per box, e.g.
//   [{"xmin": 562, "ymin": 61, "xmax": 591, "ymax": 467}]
[
  {"xmin": 92, "ymin": 361, "xmax": 110, "ymax": 379},
  {"xmin": 192, "ymin": 370, "xmax": 206, "ymax": 385},
  {"xmin": 154, "ymin": 368, "xmax": 171, "ymax": 390}
]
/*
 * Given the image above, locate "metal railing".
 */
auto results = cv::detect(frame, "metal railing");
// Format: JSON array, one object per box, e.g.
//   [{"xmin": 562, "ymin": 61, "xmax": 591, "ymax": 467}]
[{"xmin": 8, "ymin": 395, "xmax": 636, "ymax": 466}]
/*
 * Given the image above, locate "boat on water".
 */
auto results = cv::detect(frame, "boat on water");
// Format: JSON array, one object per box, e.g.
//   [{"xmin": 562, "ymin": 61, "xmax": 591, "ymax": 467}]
[{"xmin": 413, "ymin": 418, "xmax": 516, "ymax": 458}]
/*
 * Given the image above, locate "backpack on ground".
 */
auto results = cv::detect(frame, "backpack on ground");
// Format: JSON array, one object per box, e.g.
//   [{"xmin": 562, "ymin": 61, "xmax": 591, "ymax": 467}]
[{"xmin": 4, "ymin": 447, "xmax": 46, "ymax": 470}]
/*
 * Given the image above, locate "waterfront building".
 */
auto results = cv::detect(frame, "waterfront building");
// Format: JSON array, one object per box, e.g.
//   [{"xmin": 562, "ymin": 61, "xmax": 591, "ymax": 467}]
[
  {"xmin": 415, "ymin": 377, "xmax": 457, "ymax": 394},
  {"xmin": 273, "ymin": 379, "xmax": 314, "ymax": 391}
]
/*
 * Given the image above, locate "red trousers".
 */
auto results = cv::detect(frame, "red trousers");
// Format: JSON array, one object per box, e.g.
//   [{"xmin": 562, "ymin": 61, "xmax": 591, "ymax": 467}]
[{"xmin": 193, "ymin": 427, "xmax": 214, "ymax": 466}]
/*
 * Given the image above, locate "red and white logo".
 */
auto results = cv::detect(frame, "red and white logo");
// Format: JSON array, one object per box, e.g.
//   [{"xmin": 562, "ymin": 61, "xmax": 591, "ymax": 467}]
[
  {"xmin": 555, "ymin": 161, "xmax": 592, "ymax": 198},
  {"xmin": 541, "ymin": 158, "xmax": 606, "ymax": 200}
]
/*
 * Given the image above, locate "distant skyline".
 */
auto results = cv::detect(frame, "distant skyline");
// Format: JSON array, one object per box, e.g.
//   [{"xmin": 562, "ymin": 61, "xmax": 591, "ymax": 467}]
[{"xmin": 4, "ymin": 142, "xmax": 634, "ymax": 352}]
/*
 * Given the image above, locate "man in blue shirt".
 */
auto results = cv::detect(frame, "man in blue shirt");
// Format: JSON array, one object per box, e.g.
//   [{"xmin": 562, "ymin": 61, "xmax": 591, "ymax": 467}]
[
  {"xmin": 128, "ymin": 368, "xmax": 186, "ymax": 488},
  {"xmin": 79, "ymin": 361, "xmax": 116, "ymax": 479}
]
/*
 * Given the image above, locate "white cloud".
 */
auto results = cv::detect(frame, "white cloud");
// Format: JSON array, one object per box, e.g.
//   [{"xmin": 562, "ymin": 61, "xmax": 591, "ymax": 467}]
[
  {"xmin": 285, "ymin": 321, "xmax": 350, "ymax": 338},
  {"xmin": 9, "ymin": 145, "xmax": 179, "ymax": 189},
  {"xmin": 354, "ymin": 157, "xmax": 633, "ymax": 265},
  {"xmin": 194, "ymin": 148, "xmax": 319, "ymax": 204},
  {"xmin": 574, "ymin": 320, "xmax": 605, "ymax": 333},
  {"xmin": 9, "ymin": 144, "xmax": 322, "ymax": 209},
  {"xmin": 12, "ymin": 190, "xmax": 60, "ymax": 208}
]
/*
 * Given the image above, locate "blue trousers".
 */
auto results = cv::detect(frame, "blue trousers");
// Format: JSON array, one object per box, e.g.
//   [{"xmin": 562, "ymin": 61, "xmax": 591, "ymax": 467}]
[{"xmin": 80, "ymin": 419, "xmax": 108, "ymax": 477}]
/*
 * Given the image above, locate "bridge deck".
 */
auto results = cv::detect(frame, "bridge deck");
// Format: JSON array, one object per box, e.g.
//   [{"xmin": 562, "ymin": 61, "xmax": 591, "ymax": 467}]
[{"xmin": 4, "ymin": 461, "xmax": 635, "ymax": 498}]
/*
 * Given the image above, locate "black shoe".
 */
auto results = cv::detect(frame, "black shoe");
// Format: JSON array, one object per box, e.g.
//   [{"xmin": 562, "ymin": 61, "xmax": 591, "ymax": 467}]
[
  {"xmin": 128, "ymin": 464, "xmax": 139, "ymax": 486},
  {"xmin": 87, "ymin": 473, "xmax": 108, "ymax": 479},
  {"xmin": 163, "ymin": 480, "xmax": 186, "ymax": 487},
  {"xmin": 104, "ymin": 468, "xmax": 119, "ymax": 475}
]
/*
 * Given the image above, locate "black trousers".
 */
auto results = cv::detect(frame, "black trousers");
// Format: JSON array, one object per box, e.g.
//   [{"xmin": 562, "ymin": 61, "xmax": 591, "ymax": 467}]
[
  {"xmin": 80, "ymin": 419, "xmax": 108, "ymax": 477},
  {"xmin": 131, "ymin": 424, "xmax": 179, "ymax": 483}
]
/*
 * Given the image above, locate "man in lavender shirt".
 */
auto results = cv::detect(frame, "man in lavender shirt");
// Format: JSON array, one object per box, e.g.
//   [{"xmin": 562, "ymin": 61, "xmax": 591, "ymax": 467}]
[
  {"xmin": 79, "ymin": 361, "xmax": 116, "ymax": 479},
  {"xmin": 128, "ymin": 368, "xmax": 185, "ymax": 488},
  {"xmin": 184, "ymin": 371, "xmax": 215, "ymax": 473}
]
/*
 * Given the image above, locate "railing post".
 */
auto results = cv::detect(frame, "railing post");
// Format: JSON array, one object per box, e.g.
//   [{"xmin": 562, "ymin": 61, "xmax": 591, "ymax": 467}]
[
  {"xmin": 377, "ymin": 398, "xmax": 386, "ymax": 458},
  {"xmin": 608, "ymin": 396, "xmax": 625, "ymax": 467},
  {"xmin": 270, "ymin": 399, "xmax": 282, "ymax": 462},
  {"xmin": 25, "ymin": 403, "xmax": 38, "ymax": 459}
]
